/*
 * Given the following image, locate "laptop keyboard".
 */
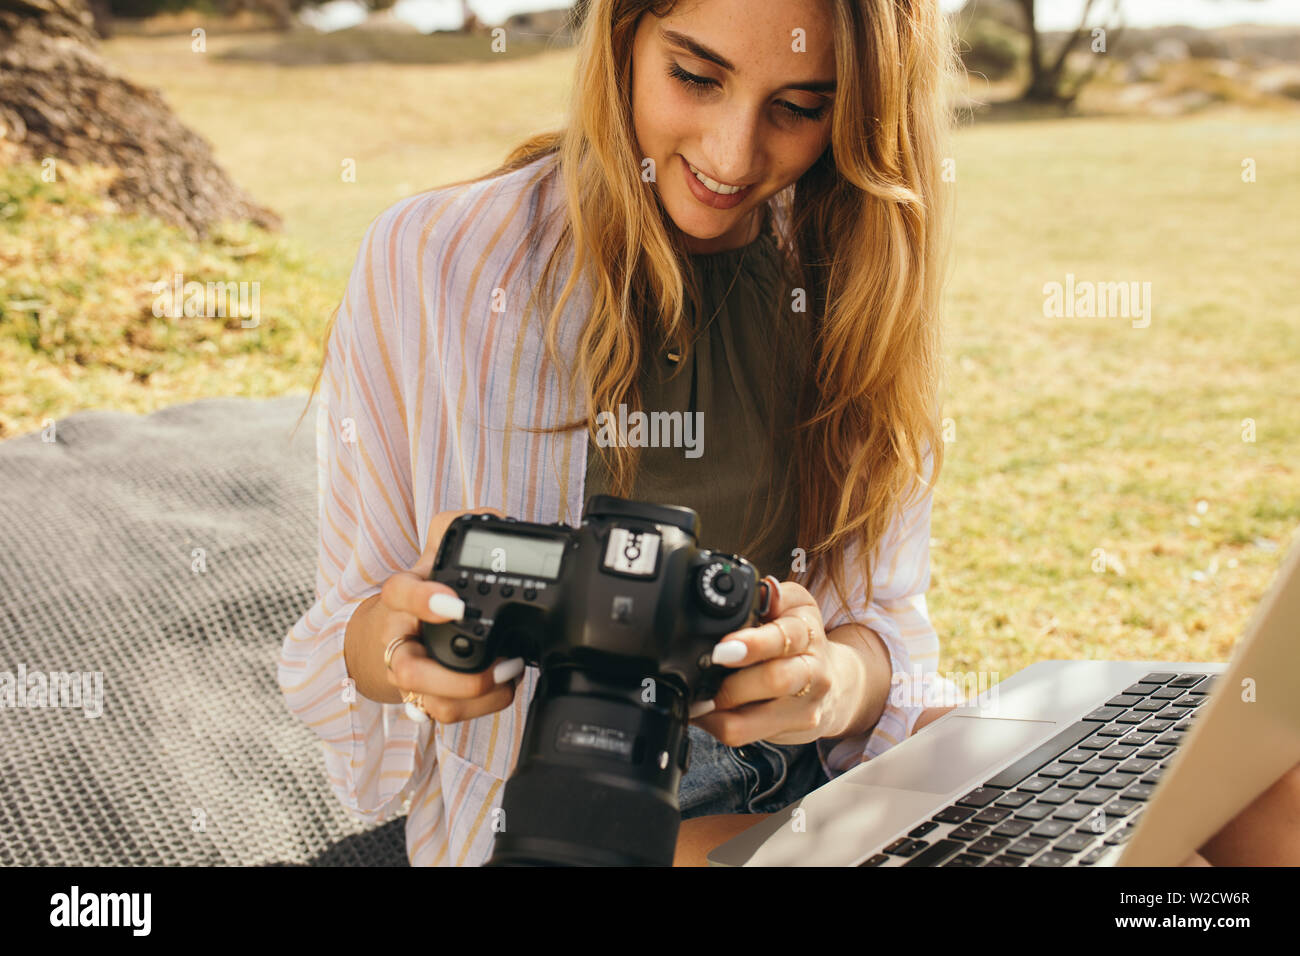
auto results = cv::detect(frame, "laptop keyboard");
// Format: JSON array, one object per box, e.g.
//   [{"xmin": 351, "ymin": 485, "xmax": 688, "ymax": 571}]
[{"xmin": 858, "ymin": 672, "xmax": 1214, "ymax": 867}]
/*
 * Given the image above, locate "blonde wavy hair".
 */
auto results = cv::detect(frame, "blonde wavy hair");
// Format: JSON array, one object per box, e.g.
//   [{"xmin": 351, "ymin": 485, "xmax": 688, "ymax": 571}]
[{"xmin": 300, "ymin": 0, "xmax": 957, "ymax": 623}]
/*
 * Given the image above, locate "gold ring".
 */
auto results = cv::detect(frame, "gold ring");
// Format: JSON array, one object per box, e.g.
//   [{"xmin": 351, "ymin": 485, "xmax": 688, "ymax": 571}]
[
  {"xmin": 790, "ymin": 610, "xmax": 815, "ymax": 647},
  {"xmin": 385, "ymin": 635, "xmax": 416, "ymax": 671},
  {"xmin": 795, "ymin": 656, "xmax": 813, "ymax": 698},
  {"xmin": 775, "ymin": 618, "xmax": 792, "ymax": 657},
  {"xmin": 401, "ymin": 690, "xmax": 431, "ymax": 722}
]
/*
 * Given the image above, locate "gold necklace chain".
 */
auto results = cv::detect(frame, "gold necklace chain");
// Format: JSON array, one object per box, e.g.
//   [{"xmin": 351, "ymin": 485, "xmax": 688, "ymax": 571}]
[{"xmin": 666, "ymin": 205, "xmax": 768, "ymax": 365}]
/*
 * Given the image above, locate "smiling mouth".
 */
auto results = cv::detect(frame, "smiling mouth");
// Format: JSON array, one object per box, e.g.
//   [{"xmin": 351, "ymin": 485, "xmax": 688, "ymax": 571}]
[
  {"xmin": 679, "ymin": 156, "xmax": 753, "ymax": 211},
  {"xmin": 685, "ymin": 160, "xmax": 751, "ymax": 195}
]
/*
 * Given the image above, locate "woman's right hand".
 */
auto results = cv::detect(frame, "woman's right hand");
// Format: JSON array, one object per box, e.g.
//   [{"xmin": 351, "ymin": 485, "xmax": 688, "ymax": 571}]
[{"xmin": 343, "ymin": 507, "xmax": 526, "ymax": 722}]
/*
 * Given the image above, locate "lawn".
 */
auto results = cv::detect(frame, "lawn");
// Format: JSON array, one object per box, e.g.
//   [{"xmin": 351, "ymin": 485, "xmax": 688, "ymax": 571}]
[{"xmin": 3, "ymin": 26, "xmax": 1296, "ymax": 682}]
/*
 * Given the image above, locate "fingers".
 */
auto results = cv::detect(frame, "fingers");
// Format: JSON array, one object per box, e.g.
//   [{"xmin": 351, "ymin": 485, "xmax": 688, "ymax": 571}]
[
  {"xmin": 381, "ymin": 571, "xmax": 466, "ymax": 626},
  {"xmin": 387, "ymin": 638, "xmax": 525, "ymax": 724},
  {"xmin": 711, "ymin": 607, "xmax": 821, "ymax": 667},
  {"xmin": 758, "ymin": 579, "xmax": 817, "ymax": 623},
  {"xmin": 710, "ymin": 580, "xmax": 824, "ymax": 666},
  {"xmin": 710, "ymin": 655, "xmax": 822, "ymax": 714},
  {"xmin": 386, "ymin": 636, "xmax": 521, "ymax": 702},
  {"xmin": 379, "ymin": 507, "xmax": 517, "ymax": 725},
  {"xmin": 693, "ymin": 694, "xmax": 821, "ymax": 748},
  {"xmin": 407, "ymin": 678, "xmax": 520, "ymax": 725}
]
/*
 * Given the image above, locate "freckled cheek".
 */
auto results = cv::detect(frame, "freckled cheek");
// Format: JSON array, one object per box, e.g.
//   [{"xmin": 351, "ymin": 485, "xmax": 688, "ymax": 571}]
[
  {"xmin": 782, "ymin": 131, "xmax": 831, "ymax": 181},
  {"xmin": 634, "ymin": 82, "xmax": 683, "ymax": 157},
  {"xmin": 643, "ymin": 86, "xmax": 699, "ymax": 150}
]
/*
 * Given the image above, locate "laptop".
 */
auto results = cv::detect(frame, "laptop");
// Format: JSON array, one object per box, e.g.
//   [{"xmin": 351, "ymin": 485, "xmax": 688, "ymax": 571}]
[{"xmin": 708, "ymin": 532, "xmax": 1300, "ymax": 867}]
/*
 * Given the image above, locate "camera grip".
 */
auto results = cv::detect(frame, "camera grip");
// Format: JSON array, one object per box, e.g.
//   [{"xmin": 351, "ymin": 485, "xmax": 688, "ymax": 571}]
[{"xmin": 420, "ymin": 619, "xmax": 493, "ymax": 673}]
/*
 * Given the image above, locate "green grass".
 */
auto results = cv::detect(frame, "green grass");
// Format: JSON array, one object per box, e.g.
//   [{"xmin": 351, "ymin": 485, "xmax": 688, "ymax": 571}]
[
  {"xmin": 938, "ymin": 111, "xmax": 1300, "ymax": 675},
  {"xmin": 0, "ymin": 162, "xmax": 333, "ymax": 434},
  {"xmin": 2, "ymin": 27, "xmax": 1297, "ymax": 683},
  {"xmin": 90, "ymin": 28, "xmax": 576, "ymax": 267}
]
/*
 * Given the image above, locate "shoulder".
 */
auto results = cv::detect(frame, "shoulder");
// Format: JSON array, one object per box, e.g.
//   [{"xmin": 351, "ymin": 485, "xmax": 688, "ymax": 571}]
[
  {"xmin": 357, "ymin": 153, "xmax": 563, "ymax": 296},
  {"xmin": 339, "ymin": 153, "xmax": 576, "ymax": 378}
]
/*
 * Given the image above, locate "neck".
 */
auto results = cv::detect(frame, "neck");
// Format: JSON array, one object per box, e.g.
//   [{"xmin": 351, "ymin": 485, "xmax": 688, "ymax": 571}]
[{"xmin": 682, "ymin": 205, "xmax": 765, "ymax": 255}]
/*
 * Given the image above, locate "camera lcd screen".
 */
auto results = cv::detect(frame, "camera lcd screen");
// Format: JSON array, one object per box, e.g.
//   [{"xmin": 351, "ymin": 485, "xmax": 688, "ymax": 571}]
[{"xmin": 457, "ymin": 527, "xmax": 565, "ymax": 580}]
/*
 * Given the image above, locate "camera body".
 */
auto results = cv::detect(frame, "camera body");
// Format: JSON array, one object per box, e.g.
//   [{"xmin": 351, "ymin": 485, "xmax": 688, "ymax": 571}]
[
  {"xmin": 419, "ymin": 495, "xmax": 771, "ymax": 866},
  {"xmin": 421, "ymin": 495, "xmax": 764, "ymax": 702}
]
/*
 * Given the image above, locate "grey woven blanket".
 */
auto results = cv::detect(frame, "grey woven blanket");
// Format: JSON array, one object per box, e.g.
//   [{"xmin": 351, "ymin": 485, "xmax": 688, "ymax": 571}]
[{"xmin": 0, "ymin": 395, "xmax": 407, "ymax": 865}]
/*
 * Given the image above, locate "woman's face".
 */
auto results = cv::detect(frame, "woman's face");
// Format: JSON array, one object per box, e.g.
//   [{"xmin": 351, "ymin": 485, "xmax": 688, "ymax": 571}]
[{"xmin": 630, "ymin": 0, "xmax": 836, "ymax": 254}]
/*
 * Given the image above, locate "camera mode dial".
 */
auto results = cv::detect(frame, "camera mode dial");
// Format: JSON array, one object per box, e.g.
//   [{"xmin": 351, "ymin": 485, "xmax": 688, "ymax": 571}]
[{"xmin": 695, "ymin": 559, "xmax": 746, "ymax": 617}]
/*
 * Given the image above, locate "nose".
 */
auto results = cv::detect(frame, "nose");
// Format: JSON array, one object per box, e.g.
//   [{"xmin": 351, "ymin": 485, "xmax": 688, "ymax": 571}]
[{"xmin": 699, "ymin": 106, "xmax": 762, "ymax": 187}]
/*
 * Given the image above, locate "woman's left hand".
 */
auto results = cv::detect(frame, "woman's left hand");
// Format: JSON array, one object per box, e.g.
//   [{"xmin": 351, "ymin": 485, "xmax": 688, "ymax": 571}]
[{"xmin": 690, "ymin": 578, "xmax": 858, "ymax": 747}]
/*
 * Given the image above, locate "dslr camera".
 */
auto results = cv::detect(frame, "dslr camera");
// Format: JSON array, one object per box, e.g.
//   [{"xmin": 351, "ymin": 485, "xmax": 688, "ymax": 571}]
[{"xmin": 420, "ymin": 495, "xmax": 773, "ymax": 866}]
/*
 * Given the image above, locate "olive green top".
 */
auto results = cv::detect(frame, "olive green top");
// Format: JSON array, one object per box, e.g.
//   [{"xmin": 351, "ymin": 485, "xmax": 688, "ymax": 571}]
[{"xmin": 583, "ymin": 208, "xmax": 810, "ymax": 581}]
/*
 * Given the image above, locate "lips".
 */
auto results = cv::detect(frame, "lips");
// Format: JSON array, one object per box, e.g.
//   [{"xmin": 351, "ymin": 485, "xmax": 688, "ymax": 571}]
[{"xmin": 680, "ymin": 155, "xmax": 751, "ymax": 210}]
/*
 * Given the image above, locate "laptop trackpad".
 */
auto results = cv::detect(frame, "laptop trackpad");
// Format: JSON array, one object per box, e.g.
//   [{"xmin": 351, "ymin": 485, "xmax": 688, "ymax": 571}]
[{"xmin": 846, "ymin": 715, "xmax": 1056, "ymax": 795}]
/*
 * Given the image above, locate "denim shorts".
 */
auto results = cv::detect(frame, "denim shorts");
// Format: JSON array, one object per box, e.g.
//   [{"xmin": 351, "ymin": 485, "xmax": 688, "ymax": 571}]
[{"xmin": 677, "ymin": 723, "xmax": 829, "ymax": 818}]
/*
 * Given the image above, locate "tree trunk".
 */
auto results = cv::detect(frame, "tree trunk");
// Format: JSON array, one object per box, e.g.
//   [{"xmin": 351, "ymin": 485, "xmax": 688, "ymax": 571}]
[
  {"xmin": 218, "ymin": 0, "xmax": 297, "ymax": 32},
  {"xmin": 0, "ymin": 0, "xmax": 281, "ymax": 239},
  {"xmin": 84, "ymin": 0, "xmax": 109, "ymax": 38},
  {"xmin": 1015, "ymin": 0, "xmax": 1054, "ymax": 101},
  {"xmin": 458, "ymin": 0, "xmax": 479, "ymax": 34},
  {"xmin": 1016, "ymin": 0, "xmax": 1108, "ymax": 105}
]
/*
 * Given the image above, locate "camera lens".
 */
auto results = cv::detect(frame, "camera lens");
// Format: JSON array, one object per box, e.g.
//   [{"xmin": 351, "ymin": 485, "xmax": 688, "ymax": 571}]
[{"xmin": 486, "ymin": 666, "xmax": 688, "ymax": 867}]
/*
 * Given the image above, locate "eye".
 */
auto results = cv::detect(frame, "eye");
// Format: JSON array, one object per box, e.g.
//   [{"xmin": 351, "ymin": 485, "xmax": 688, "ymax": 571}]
[
  {"xmin": 777, "ymin": 100, "xmax": 827, "ymax": 123},
  {"xmin": 666, "ymin": 62, "xmax": 828, "ymax": 123},
  {"xmin": 667, "ymin": 62, "xmax": 716, "ymax": 93}
]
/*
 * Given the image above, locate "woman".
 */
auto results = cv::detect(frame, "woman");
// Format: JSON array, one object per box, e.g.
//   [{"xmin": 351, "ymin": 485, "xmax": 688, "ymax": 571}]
[{"xmin": 278, "ymin": 0, "xmax": 956, "ymax": 866}]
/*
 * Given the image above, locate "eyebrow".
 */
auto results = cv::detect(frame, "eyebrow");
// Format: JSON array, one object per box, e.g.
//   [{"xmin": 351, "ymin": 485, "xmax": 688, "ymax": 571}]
[{"xmin": 659, "ymin": 28, "xmax": 837, "ymax": 94}]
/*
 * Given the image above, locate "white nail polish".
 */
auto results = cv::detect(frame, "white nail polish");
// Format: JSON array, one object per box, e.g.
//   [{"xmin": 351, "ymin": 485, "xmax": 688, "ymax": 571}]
[
  {"xmin": 404, "ymin": 702, "xmax": 431, "ymax": 723},
  {"xmin": 493, "ymin": 657, "xmax": 525, "ymax": 685},
  {"xmin": 689, "ymin": 699, "xmax": 716, "ymax": 719},
  {"xmin": 711, "ymin": 640, "xmax": 748, "ymax": 666},
  {"xmin": 428, "ymin": 592, "xmax": 465, "ymax": 620}
]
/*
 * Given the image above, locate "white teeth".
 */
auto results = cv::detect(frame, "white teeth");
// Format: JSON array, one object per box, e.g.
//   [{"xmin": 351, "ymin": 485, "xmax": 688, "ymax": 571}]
[{"xmin": 688, "ymin": 162, "xmax": 745, "ymax": 195}]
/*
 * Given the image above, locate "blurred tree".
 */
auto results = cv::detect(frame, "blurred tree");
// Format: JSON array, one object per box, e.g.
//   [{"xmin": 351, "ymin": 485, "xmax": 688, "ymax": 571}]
[
  {"xmin": 0, "ymin": 0, "xmax": 280, "ymax": 237},
  {"xmin": 1015, "ymin": 0, "xmax": 1124, "ymax": 104},
  {"xmin": 86, "ymin": 0, "xmax": 110, "ymax": 35},
  {"xmin": 106, "ymin": 0, "xmax": 194, "ymax": 20},
  {"xmin": 457, "ymin": 0, "xmax": 477, "ymax": 33},
  {"xmin": 207, "ymin": 0, "xmax": 315, "ymax": 31},
  {"xmin": 958, "ymin": 11, "xmax": 1023, "ymax": 81},
  {"xmin": 104, "ymin": 0, "xmax": 323, "ymax": 34}
]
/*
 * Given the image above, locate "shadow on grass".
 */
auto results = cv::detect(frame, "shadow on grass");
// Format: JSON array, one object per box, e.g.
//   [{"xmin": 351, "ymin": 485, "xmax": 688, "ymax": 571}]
[
  {"xmin": 215, "ymin": 27, "xmax": 566, "ymax": 67},
  {"xmin": 956, "ymin": 97, "xmax": 1083, "ymax": 127}
]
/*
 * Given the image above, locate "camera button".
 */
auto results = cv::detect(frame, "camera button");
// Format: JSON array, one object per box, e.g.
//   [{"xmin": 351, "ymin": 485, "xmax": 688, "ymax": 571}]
[
  {"xmin": 473, "ymin": 624, "xmax": 486, "ymax": 637},
  {"xmin": 523, "ymin": 587, "xmax": 537, "ymax": 601},
  {"xmin": 477, "ymin": 581, "xmax": 491, "ymax": 595},
  {"xmin": 500, "ymin": 584, "xmax": 514, "ymax": 597},
  {"xmin": 451, "ymin": 636, "xmax": 474, "ymax": 658},
  {"xmin": 455, "ymin": 576, "xmax": 469, "ymax": 589},
  {"xmin": 715, "ymin": 573, "xmax": 734, "ymax": 594},
  {"xmin": 462, "ymin": 606, "xmax": 482, "ymax": 620}
]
